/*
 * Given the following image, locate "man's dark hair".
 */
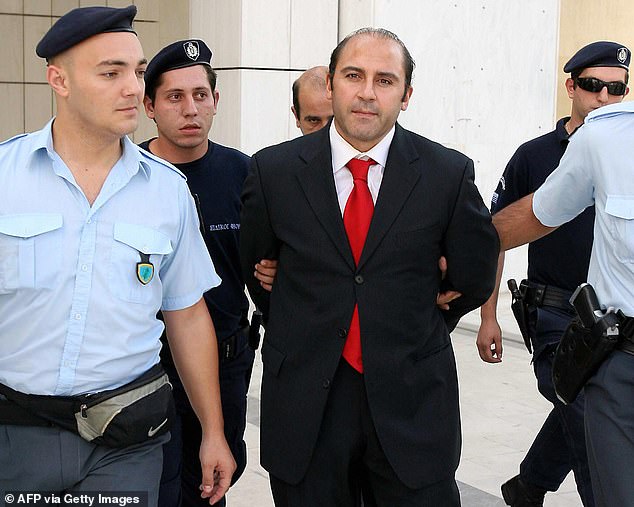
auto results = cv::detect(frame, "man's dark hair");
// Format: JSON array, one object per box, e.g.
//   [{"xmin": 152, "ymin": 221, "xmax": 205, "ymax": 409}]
[
  {"xmin": 328, "ymin": 27, "xmax": 415, "ymax": 101},
  {"xmin": 145, "ymin": 65, "xmax": 217, "ymax": 103}
]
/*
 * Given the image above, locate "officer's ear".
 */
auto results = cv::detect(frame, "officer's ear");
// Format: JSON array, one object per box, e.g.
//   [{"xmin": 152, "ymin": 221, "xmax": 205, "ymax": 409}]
[
  {"xmin": 565, "ymin": 77, "xmax": 576, "ymax": 99},
  {"xmin": 143, "ymin": 95, "xmax": 155, "ymax": 119},
  {"xmin": 212, "ymin": 90, "xmax": 219, "ymax": 114},
  {"xmin": 47, "ymin": 62, "xmax": 69, "ymax": 98}
]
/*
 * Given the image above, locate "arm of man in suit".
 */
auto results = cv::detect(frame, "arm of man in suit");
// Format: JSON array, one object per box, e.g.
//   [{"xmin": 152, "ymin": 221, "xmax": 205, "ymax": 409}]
[
  {"xmin": 441, "ymin": 159, "xmax": 500, "ymax": 330},
  {"xmin": 240, "ymin": 155, "xmax": 280, "ymax": 316}
]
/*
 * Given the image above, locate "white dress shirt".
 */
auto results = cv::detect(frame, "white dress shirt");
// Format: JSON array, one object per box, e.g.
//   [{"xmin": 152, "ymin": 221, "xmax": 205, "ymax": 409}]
[{"xmin": 329, "ymin": 122, "xmax": 395, "ymax": 214}]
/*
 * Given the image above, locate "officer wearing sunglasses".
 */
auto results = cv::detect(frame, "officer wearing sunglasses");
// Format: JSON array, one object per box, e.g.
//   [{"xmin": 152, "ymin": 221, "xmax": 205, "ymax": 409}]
[
  {"xmin": 564, "ymin": 42, "xmax": 630, "ymax": 134},
  {"xmin": 479, "ymin": 40, "xmax": 629, "ymax": 507}
]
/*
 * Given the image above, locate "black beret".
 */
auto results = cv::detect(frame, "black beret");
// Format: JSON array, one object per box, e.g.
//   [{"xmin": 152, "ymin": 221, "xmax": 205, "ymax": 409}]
[
  {"xmin": 36, "ymin": 5, "xmax": 137, "ymax": 59},
  {"xmin": 564, "ymin": 41, "xmax": 631, "ymax": 74},
  {"xmin": 145, "ymin": 40, "xmax": 213, "ymax": 93}
]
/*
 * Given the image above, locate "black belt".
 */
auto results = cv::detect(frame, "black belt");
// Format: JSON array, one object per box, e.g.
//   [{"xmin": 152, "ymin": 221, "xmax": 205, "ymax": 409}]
[
  {"xmin": 0, "ymin": 397, "xmax": 51, "ymax": 426},
  {"xmin": 522, "ymin": 281, "xmax": 573, "ymax": 311}
]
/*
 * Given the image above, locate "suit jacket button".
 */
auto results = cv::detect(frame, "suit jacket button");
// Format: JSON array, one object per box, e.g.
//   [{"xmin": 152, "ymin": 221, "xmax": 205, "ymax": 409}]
[
  {"xmin": 338, "ymin": 328, "xmax": 347, "ymax": 338},
  {"xmin": 322, "ymin": 379, "xmax": 330, "ymax": 389},
  {"xmin": 354, "ymin": 275, "xmax": 364, "ymax": 284}
]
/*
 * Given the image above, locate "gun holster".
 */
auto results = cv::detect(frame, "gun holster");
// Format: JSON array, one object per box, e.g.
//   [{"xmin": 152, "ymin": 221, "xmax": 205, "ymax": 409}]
[
  {"xmin": 552, "ymin": 284, "xmax": 621, "ymax": 405},
  {"xmin": 508, "ymin": 279, "xmax": 534, "ymax": 353},
  {"xmin": 248, "ymin": 309, "xmax": 263, "ymax": 351}
]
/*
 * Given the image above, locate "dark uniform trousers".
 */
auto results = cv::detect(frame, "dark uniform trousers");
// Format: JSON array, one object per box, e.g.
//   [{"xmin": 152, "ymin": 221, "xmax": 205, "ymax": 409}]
[
  {"xmin": 519, "ymin": 306, "xmax": 594, "ymax": 506},
  {"xmin": 585, "ymin": 350, "xmax": 634, "ymax": 507},
  {"xmin": 159, "ymin": 330, "xmax": 254, "ymax": 507}
]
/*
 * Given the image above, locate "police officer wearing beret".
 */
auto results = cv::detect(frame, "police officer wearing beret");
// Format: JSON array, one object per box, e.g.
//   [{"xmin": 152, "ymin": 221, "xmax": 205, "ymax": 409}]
[
  {"xmin": 477, "ymin": 41, "xmax": 630, "ymax": 506},
  {"xmin": 0, "ymin": 6, "xmax": 235, "ymax": 503},
  {"xmin": 140, "ymin": 40, "xmax": 255, "ymax": 507}
]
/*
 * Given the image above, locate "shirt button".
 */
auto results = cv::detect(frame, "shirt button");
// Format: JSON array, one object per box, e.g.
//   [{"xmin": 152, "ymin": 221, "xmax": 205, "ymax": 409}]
[
  {"xmin": 75, "ymin": 313, "xmax": 82, "ymax": 320},
  {"xmin": 81, "ymin": 265, "xmax": 88, "ymax": 272},
  {"xmin": 322, "ymin": 379, "xmax": 330, "ymax": 389},
  {"xmin": 87, "ymin": 218, "xmax": 92, "ymax": 224},
  {"xmin": 338, "ymin": 328, "xmax": 347, "ymax": 338},
  {"xmin": 355, "ymin": 275, "xmax": 364, "ymax": 284}
]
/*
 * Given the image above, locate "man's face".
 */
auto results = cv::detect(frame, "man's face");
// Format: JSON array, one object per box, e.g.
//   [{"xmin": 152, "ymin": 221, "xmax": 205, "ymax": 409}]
[
  {"xmin": 292, "ymin": 88, "xmax": 333, "ymax": 135},
  {"xmin": 56, "ymin": 32, "xmax": 146, "ymax": 140},
  {"xmin": 143, "ymin": 65, "xmax": 218, "ymax": 155},
  {"xmin": 327, "ymin": 34, "xmax": 412, "ymax": 152},
  {"xmin": 568, "ymin": 66, "xmax": 629, "ymax": 122}
]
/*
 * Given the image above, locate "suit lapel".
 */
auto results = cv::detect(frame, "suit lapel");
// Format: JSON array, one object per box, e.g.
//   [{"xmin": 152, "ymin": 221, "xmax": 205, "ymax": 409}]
[
  {"xmin": 296, "ymin": 131, "xmax": 355, "ymax": 270},
  {"xmin": 358, "ymin": 124, "xmax": 421, "ymax": 269}
]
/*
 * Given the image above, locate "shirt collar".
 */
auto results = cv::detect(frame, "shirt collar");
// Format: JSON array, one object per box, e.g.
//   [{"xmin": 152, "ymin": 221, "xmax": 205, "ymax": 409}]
[
  {"xmin": 556, "ymin": 116, "xmax": 572, "ymax": 145},
  {"xmin": 121, "ymin": 134, "xmax": 151, "ymax": 180},
  {"xmin": 329, "ymin": 121, "xmax": 395, "ymax": 173},
  {"xmin": 28, "ymin": 118, "xmax": 150, "ymax": 180}
]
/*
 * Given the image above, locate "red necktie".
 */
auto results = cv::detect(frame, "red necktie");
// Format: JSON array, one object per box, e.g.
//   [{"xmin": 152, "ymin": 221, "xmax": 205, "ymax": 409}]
[{"xmin": 342, "ymin": 157, "xmax": 375, "ymax": 373}]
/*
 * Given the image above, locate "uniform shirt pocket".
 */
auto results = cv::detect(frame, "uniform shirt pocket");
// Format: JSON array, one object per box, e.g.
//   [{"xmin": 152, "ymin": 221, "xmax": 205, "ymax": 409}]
[
  {"xmin": 109, "ymin": 223, "xmax": 173, "ymax": 304},
  {"xmin": 605, "ymin": 195, "xmax": 634, "ymax": 263},
  {"xmin": 0, "ymin": 213, "xmax": 63, "ymax": 293}
]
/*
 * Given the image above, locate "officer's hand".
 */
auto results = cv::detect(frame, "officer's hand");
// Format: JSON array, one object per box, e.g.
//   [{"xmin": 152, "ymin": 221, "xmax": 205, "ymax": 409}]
[
  {"xmin": 476, "ymin": 317, "xmax": 503, "ymax": 363},
  {"xmin": 199, "ymin": 430, "xmax": 237, "ymax": 505},
  {"xmin": 437, "ymin": 255, "xmax": 461, "ymax": 310},
  {"xmin": 254, "ymin": 259, "xmax": 278, "ymax": 292}
]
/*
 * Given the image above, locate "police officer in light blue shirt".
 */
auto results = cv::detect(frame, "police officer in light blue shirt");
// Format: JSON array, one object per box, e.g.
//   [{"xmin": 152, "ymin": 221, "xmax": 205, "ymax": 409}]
[
  {"xmin": 494, "ymin": 100, "xmax": 634, "ymax": 506},
  {"xmin": 0, "ymin": 5, "xmax": 235, "ymax": 504}
]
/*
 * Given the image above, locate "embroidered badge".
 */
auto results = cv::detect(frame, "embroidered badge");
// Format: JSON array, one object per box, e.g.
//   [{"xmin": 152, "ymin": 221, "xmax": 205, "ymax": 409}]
[
  {"xmin": 183, "ymin": 40, "xmax": 200, "ymax": 61},
  {"xmin": 136, "ymin": 252, "xmax": 154, "ymax": 285},
  {"xmin": 617, "ymin": 47, "xmax": 628, "ymax": 64}
]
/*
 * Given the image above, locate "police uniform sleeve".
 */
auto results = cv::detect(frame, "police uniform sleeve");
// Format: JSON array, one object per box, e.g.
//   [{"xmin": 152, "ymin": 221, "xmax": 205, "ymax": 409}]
[
  {"xmin": 160, "ymin": 180, "xmax": 221, "ymax": 311},
  {"xmin": 533, "ymin": 128, "xmax": 595, "ymax": 227},
  {"xmin": 491, "ymin": 148, "xmax": 531, "ymax": 214}
]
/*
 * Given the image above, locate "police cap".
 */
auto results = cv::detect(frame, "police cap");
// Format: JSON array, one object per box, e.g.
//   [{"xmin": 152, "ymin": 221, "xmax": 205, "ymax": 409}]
[
  {"xmin": 36, "ymin": 5, "xmax": 137, "ymax": 60},
  {"xmin": 145, "ymin": 40, "xmax": 213, "ymax": 95},
  {"xmin": 564, "ymin": 41, "xmax": 631, "ymax": 74}
]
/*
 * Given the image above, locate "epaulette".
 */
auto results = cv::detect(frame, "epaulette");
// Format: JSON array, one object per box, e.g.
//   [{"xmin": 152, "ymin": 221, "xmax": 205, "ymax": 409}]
[{"xmin": 137, "ymin": 145, "xmax": 187, "ymax": 180}]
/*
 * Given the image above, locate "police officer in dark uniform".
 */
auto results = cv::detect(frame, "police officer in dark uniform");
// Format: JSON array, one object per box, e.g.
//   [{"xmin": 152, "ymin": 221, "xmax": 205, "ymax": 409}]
[
  {"xmin": 140, "ymin": 40, "xmax": 254, "ymax": 507},
  {"xmin": 476, "ymin": 41, "xmax": 630, "ymax": 506}
]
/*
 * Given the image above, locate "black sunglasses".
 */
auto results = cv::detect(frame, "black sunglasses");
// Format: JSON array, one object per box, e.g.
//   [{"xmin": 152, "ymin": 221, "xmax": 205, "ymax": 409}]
[{"xmin": 575, "ymin": 76, "xmax": 627, "ymax": 96}]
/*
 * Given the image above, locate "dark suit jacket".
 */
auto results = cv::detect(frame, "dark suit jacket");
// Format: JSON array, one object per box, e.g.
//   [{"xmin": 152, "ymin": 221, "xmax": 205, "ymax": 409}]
[{"xmin": 240, "ymin": 123, "xmax": 499, "ymax": 488}]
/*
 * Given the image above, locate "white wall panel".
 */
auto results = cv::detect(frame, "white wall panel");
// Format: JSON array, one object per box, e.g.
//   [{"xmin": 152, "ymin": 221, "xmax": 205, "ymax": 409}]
[
  {"xmin": 212, "ymin": 69, "xmax": 243, "ymax": 150},
  {"xmin": 242, "ymin": 0, "xmax": 292, "ymax": 67},
  {"xmin": 240, "ymin": 70, "xmax": 294, "ymax": 156},
  {"xmin": 289, "ymin": 0, "xmax": 338, "ymax": 68},
  {"xmin": 191, "ymin": 0, "xmax": 242, "ymax": 68}
]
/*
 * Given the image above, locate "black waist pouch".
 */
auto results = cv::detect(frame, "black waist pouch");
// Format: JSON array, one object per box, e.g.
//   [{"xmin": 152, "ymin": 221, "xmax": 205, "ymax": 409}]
[
  {"xmin": 552, "ymin": 317, "xmax": 619, "ymax": 405},
  {"xmin": 0, "ymin": 364, "xmax": 174, "ymax": 448}
]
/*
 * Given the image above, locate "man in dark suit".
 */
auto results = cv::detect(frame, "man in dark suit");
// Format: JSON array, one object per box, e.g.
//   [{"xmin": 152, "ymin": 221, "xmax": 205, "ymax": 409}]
[{"xmin": 240, "ymin": 28, "xmax": 499, "ymax": 506}]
